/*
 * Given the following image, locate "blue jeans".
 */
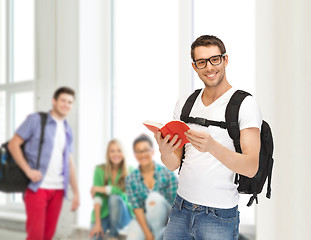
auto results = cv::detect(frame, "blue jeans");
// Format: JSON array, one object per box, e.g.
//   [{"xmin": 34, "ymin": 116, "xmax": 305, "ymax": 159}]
[
  {"xmin": 91, "ymin": 194, "xmax": 132, "ymax": 239},
  {"xmin": 126, "ymin": 191, "xmax": 171, "ymax": 240},
  {"xmin": 164, "ymin": 194, "xmax": 240, "ymax": 240}
]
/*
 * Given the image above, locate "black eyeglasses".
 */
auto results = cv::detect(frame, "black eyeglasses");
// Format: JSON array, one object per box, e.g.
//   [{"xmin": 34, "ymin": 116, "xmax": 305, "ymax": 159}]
[
  {"xmin": 135, "ymin": 148, "xmax": 152, "ymax": 155},
  {"xmin": 193, "ymin": 53, "xmax": 226, "ymax": 69}
]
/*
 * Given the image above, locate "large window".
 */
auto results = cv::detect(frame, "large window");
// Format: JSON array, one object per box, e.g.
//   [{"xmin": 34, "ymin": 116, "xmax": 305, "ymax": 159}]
[
  {"xmin": 193, "ymin": 0, "xmax": 256, "ymax": 234},
  {"xmin": 0, "ymin": 0, "xmax": 6, "ymax": 85},
  {"xmin": 12, "ymin": 0, "xmax": 35, "ymax": 82},
  {"xmin": 0, "ymin": 0, "xmax": 35, "ymax": 209},
  {"xmin": 112, "ymin": 0, "xmax": 179, "ymax": 166}
]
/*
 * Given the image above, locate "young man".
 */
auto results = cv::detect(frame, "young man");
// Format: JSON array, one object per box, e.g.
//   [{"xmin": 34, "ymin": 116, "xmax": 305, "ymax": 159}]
[
  {"xmin": 8, "ymin": 87, "xmax": 80, "ymax": 240},
  {"xmin": 125, "ymin": 134, "xmax": 178, "ymax": 240},
  {"xmin": 154, "ymin": 35, "xmax": 262, "ymax": 240}
]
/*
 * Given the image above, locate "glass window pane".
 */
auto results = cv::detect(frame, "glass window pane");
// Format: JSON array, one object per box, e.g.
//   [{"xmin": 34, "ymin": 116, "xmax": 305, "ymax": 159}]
[
  {"xmin": 12, "ymin": 91, "xmax": 34, "ymax": 134},
  {"xmin": 0, "ymin": 0, "xmax": 6, "ymax": 84},
  {"xmin": 13, "ymin": 0, "xmax": 35, "ymax": 82},
  {"xmin": 0, "ymin": 91, "xmax": 5, "ymax": 143},
  {"xmin": 113, "ymin": 0, "xmax": 179, "ymax": 166},
  {"xmin": 0, "ymin": 92, "xmax": 5, "ymax": 205},
  {"xmin": 10, "ymin": 193, "xmax": 23, "ymax": 204},
  {"xmin": 0, "ymin": 193, "xmax": 5, "ymax": 205}
]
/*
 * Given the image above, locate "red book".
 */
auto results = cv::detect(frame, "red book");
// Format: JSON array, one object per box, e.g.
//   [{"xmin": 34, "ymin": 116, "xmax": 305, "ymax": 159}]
[{"xmin": 143, "ymin": 120, "xmax": 190, "ymax": 148}]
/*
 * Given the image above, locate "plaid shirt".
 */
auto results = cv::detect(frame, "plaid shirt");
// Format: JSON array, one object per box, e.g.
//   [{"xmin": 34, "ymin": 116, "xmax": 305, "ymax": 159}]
[{"xmin": 125, "ymin": 162, "xmax": 178, "ymax": 210}]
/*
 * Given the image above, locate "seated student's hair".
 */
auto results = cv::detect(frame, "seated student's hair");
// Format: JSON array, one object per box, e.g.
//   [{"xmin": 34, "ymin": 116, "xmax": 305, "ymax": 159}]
[
  {"xmin": 103, "ymin": 139, "xmax": 128, "ymax": 191},
  {"xmin": 133, "ymin": 134, "xmax": 153, "ymax": 150}
]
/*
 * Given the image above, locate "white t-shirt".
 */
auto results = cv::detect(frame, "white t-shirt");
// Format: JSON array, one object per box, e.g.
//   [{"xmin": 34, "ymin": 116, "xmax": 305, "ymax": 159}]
[
  {"xmin": 41, "ymin": 117, "xmax": 66, "ymax": 189},
  {"xmin": 174, "ymin": 87, "xmax": 262, "ymax": 208}
]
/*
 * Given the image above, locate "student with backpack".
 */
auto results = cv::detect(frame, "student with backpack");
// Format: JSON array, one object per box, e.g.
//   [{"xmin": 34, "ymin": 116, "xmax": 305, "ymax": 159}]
[
  {"xmin": 7, "ymin": 87, "xmax": 79, "ymax": 240},
  {"xmin": 89, "ymin": 139, "xmax": 133, "ymax": 240},
  {"xmin": 154, "ymin": 35, "xmax": 269, "ymax": 240}
]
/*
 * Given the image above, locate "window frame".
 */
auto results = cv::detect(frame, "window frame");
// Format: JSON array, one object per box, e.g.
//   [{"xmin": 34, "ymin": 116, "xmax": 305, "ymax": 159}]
[{"xmin": 0, "ymin": 0, "xmax": 36, "ymax": 212}]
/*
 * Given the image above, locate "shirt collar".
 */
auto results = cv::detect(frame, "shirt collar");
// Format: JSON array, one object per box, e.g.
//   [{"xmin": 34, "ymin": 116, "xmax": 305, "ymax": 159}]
[
  {"xmin": 47, "ymin": 111, "xmax": 71, "ymax": 134},
  {"xmin": 138, "ymin": 161, "xmax": 159, "ymax": 180}
]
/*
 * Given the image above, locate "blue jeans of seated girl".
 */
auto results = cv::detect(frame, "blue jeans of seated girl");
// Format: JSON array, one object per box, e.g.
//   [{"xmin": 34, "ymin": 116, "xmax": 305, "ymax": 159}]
[
  {"xmin": 91, "ymin": 194, "xmax": 132, "ymax": 240},
  {"xmin": 126, "ymin": 191, "xmax": 171, "ymax": 240},
  {"xmin": 164, "ymin": 194, "xmax": 240, "ymax": 240}
]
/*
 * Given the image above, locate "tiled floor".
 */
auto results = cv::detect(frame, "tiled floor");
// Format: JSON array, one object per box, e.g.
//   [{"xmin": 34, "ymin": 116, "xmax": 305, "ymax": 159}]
[
  {"xmin": 0, "ymin": 229, "xmax": 254, "ymax": 240},
  {"xmin": 0, "ymin": 229, "xmax": 26, "ymax": 240},
  {"xmin": 0, "ymin": 229, "xmax": 126, "ymax": 240}
]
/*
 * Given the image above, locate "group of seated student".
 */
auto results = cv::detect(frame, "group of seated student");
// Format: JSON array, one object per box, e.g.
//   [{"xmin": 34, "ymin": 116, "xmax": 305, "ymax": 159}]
[{"xmin": 89, "ymin": 134, "xmax": 178, "ymax": 240}]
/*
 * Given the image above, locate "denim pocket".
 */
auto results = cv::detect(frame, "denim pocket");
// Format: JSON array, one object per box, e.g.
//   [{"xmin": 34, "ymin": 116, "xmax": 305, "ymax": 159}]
[
  {"xmin": 170, "ymin": 201, "xmax": 178, "ymax": 212},
  {"xmin": 211, "ymin": 206, "xmax": 238, "ymax": 223}
]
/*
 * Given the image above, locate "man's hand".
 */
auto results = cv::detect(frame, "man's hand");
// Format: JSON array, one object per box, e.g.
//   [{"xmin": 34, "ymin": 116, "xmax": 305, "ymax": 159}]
[
  {"xmin": 71, "ymin": 193, "xmax": 80, "ymax": 211},
  {"xmin": 89, "ymin": 223, "xmax": 104, "ymax": 239},
  {"xmin": 154, "ymin": 131, "xmax": 184, "ymax": 171},
  {"xmin": 25, "ymin": 168, "xmax": 42, "ymax": 183},
  {"xmin": 154, "ymin": 132, "xmax": 182, "ymax": 157},
  {"xmin": 184, "ymin": 129, "xmax": 214, "ymax": 152}
]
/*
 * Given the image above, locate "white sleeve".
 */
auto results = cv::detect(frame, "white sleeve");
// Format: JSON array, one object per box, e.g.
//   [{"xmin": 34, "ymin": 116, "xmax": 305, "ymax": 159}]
[
  {"xmin": 93, "ymin": 196, "xmax": 102, "ymax": 205},
  {"xmin": 173, "ymin": 100, "xmax": 181, "ymax": 121},
  {"xmin": 238, "ymin": 96, "xmax": 262, "ymax": 131},
  {"xmin": 105, "ymin": 185, "xmax": 111, "ymax": 195},
  {"xmin": 173, "ymin": 95, "xmax": 190, "ymax": 121}
]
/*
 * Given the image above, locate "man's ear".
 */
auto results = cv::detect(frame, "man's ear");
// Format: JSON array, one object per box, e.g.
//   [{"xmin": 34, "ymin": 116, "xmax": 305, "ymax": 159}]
[
  {"xmin": 224, "ymin": 54, "xmax": 229, "ymax": 67},
  {"xmin": 52, "ymin": 98, "xmax": 56, "ymax": 107}
]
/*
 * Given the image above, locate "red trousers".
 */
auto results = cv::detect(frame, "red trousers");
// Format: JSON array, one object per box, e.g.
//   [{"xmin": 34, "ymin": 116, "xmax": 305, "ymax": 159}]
[{"xmin": 24, "ymin": 188, "xmax": 64, "ymax": 240}]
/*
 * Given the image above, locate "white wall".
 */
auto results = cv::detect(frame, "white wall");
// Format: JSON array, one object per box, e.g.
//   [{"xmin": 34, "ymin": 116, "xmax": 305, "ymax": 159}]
[{"xmin": 256, "ymin": 0, "xmax": 311, "ymax": 239}]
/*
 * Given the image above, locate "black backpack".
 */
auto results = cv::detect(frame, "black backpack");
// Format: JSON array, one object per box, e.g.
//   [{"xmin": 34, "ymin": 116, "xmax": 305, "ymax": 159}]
[
  {"xmin": 0, "ymin": 112, "xmax": 47, "ymax": 193},
  {"xmin": 180, "ymin": 89, "xmax": 274, "ymax": 207}
]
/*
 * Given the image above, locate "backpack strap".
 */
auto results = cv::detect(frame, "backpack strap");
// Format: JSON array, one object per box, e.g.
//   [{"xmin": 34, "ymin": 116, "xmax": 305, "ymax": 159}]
[
  {"xmin": 262, "ymin": 120, "xmax": 274, "ymax": 199},
  {"xmin": 178, "ymin": 146, "xmax": 186, "ymax": 175},
  {"xmin": 247, "ymin": 193, "xmax": 258, "ymax": 207},
  {"xmin": 178, "ymin": 89, "xmax": 202, "ymax": 175},
  {"xmin": 180, "ymin": 89, "xmax": 202, "ymax": 122},
  {"xmin": 36, "ymin": 112, "xmax": 48, "ymax": 169},
  {"xmin": 181, "ymin": 89, "xmax": 227, "ymax": 129},
  {"xmin": 225, "ymin": 90, "xmax": 251, "ymax": 185},
  {"xmin": 225, "ymin": 90, "xmax": 251, "ymax": 153},
  {"xmin": 266, "ymin": 156, "xmax": 273, "ymax": 199},
  {"xmin": 178, "ymin": 88, "xmax": 231, "ymax": 174}
]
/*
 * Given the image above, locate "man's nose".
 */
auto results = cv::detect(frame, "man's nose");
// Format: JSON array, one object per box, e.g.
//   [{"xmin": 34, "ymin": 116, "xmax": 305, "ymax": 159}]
[{"xmin": 205, "ymin": 61, "xmax": 214, "ymax": 71}]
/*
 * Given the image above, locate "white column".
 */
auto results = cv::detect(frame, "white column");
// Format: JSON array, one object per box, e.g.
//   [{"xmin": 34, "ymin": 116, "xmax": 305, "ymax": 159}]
[
  {"xmin": 179, "ymin": 0, "xmax": 193, "ymax": 96},
  {"xmin": 78, "ymin": 0, "xmax": 112, "ymax": 228},
  {"xmin": 35, "ymin": 0, "xmax": 79, "ymax": 237},
  {"xmin": 35, "ymin": 0, "xmax": 57, "ymax": 110},
  {"xmin": 55, "ymin": 0, "xmax": 80, "ymax": 237},
  {"xmin": 255, "ymin": 0, "xmax": 311, "ymax": 239}
]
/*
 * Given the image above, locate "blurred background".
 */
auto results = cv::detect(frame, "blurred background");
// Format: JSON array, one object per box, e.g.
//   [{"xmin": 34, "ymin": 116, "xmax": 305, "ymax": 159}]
[{"xmin": 0, "ymin": 0, "xmax": 310, "ymax": 239}]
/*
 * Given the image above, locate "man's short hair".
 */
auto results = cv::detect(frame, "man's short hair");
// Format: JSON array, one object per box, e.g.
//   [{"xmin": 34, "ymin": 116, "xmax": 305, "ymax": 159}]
[
  {"xmin": 133, "ymin": 134, "xmax": 153, "ymax": 150},
  {"xmin": 191, "ymin": 35, "xmax": 226, "ymax": 61},
  {"xmin": 53, "ymin": 87, "xmax": 75, "ymax": 100}
]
